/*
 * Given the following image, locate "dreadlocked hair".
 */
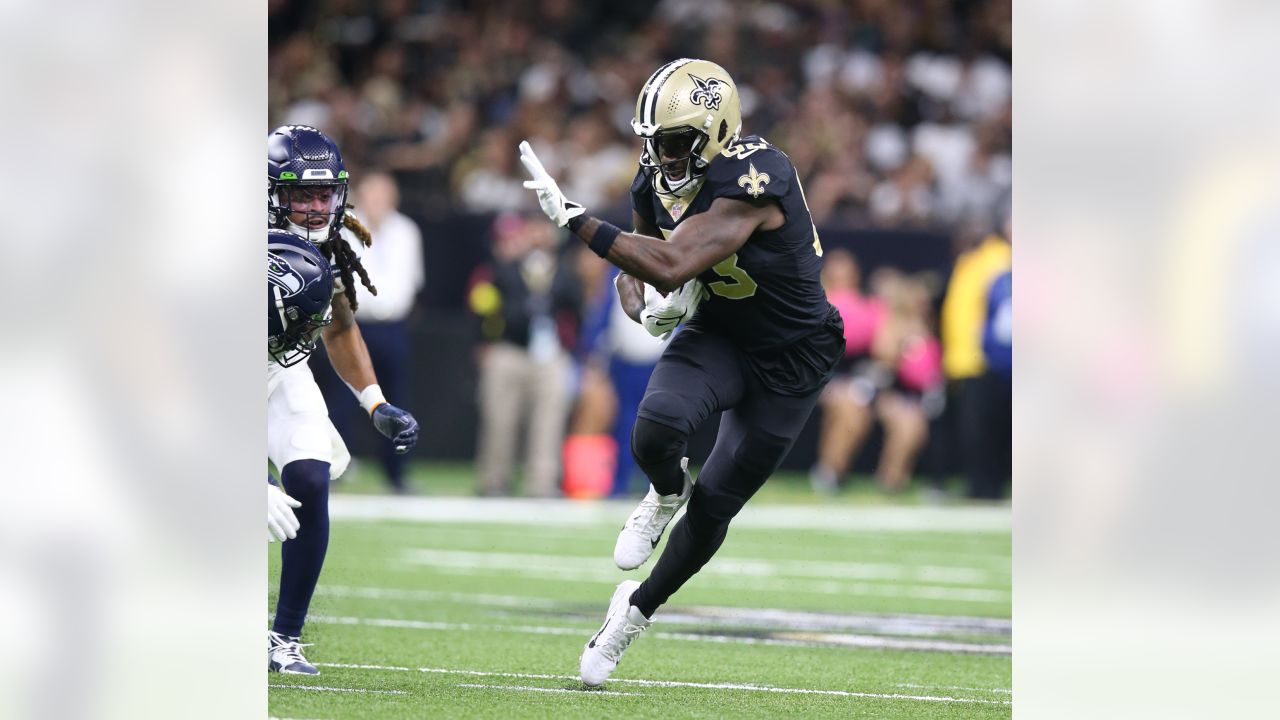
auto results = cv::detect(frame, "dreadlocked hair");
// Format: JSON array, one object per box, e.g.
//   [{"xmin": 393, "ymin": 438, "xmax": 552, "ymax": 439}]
[
  {"xmin": 342, "ymin": 206, "xmax": 374, "ymax": 248},
  {"xmin": 316, "ymin": 208, "xmax": 377, "ymax": 311}
]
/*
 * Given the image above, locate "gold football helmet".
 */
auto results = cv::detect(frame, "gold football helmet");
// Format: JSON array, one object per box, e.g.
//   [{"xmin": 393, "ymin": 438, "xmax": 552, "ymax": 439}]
[{"xmin": 632, "ymin": 58, "xmax": 742, "ymax": 195}]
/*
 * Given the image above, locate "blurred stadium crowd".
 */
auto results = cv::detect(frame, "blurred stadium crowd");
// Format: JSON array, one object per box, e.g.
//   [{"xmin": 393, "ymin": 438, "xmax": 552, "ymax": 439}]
[{"xmin": 270, "ymin": 0, "xmax": 1011, "ymax": 500}]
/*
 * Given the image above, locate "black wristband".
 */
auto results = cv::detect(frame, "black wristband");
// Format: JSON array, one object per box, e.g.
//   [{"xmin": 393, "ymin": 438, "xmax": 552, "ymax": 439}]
[
  {"xmin": 567, "ymin": 214, "xmax": 587, "ymax": 232},
  {"xmin": 588, "ymin": 221, "xmax": 622, "ymax": 258}
]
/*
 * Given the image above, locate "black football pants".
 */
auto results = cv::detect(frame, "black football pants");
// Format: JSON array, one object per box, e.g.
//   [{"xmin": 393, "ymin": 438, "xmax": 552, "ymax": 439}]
[{"xmin": 627, "ymin": 328, "xmax": 826, "ymax": 618}]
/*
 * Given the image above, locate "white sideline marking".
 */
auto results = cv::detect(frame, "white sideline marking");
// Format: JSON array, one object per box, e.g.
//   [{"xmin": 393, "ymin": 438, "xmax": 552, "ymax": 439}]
[
  {"xmin": 419, "ymin": 667, "xmax": 1009, "ymax": 705},
  {"xmin": 398, "ymin": 550, "xmax": 1009, "ymax": 604},
  {"xmin": 322, "ymin": 584, "xmax": 561, "ymax": 609},
  {"xmin": 319, "ymin": 662, "xmax": 413, "ymax": 671},
  {"xmin": 388, "ymin": 524, "xmax": 1012, "ymax": 565},
  {"xmin": 314, "ymin": 614, "xmax": 582, "ymax": 636},
  {"xmin": 401, "ymin": 548, "xmax": 1002, "ymax": 585},
  {"xmin": 457, "ymin": 683, "xmax": 633, "ymax": 697},
  {"xmin": 318, "ymin": 585, "xmax": 1011, "ymax": 637},
  {"xmin": 897, "ymin": 683, "xmax": 1011, "ymax": 694},
  {"xmin": 268, "ymin": 684, "xmax": 407, "ymax": 695},
  {"xmin": 309, "ymin": 663, "xmax": 1009, "ymax": 704},
  {"xmin": 330, "ymin": 495, "xmax": 1010, "ymax": 532},
  {"xmin": 307, "ymin": 615, "xmax": 1010, "ymax": 655},
  {"xmin": 659, "ymin": 606, "xmax": 1010, "ymax": 636}
]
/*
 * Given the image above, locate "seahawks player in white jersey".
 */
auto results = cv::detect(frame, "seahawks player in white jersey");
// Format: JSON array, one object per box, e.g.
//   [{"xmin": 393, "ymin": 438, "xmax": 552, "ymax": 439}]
[{"xmin": 267, "ymin": 127, "xmax": 420, "ymax": 675}]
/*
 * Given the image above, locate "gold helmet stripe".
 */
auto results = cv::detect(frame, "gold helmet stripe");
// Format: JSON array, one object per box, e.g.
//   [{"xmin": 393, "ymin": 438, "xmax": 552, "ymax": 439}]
[{"xmin": 641, "ymin": 58, "xmax": 694, "ymax": 128}]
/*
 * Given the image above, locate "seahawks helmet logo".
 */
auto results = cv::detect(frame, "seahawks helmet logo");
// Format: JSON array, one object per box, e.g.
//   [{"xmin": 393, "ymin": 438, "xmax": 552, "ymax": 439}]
[
  {"xmin": 268, "ymin": 251, "xmax": 306, "ymax": 297},
  {"xmin": 688, "ymin": 73, "xmax": 727, "ymax": 111}
]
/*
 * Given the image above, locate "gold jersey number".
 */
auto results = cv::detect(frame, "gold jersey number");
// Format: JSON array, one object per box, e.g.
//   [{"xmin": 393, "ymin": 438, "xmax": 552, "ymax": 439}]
[{"xmin": 707, "ymin": 254, "xmax": 758, "ymax": 299}]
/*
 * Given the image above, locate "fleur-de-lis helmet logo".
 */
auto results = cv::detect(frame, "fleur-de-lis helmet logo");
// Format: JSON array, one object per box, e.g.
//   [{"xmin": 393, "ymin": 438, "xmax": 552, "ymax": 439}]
[
  {"xmin": 737, "ymin": 162, "xmax": 771, "ymax": 198},
  {"xmin": 688, "ymin": 73, "xmax": 727, "ymax": 111}
]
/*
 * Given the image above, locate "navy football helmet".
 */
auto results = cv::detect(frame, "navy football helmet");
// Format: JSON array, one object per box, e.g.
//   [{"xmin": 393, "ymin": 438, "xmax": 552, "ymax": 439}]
[
  {"xmin": 268, "ymin": 229, "xmax": 334, "ymax": 367},
  {"xmin": 268, "ymin": 125, "xmax": 349, "ymax": 242}
]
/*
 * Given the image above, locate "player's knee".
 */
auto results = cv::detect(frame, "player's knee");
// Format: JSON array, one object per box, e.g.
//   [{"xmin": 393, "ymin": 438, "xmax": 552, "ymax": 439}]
[
  {"xmin": 280, "ymin": 459, "xmax": 330, "ymax": 502},
  {"xmin": 630, "ymin": 417, "xmax": 686, "ymax": 468},
  {"xmin": 635, "ymin": 390, "xmax": 694, "ymax": 438}
]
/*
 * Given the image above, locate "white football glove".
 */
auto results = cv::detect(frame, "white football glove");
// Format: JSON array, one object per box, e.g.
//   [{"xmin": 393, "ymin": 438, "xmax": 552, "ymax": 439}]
[
  {"xmin": 640, "ymin": 279, "xmax": 707, "ymax": 339},
  {"xmin": 267, "ymin": 483, "xmax": 302, "ymax": 543},
  {"xmin": 518, "ymin": 140, "xmax": 585, "ymax": 228}
]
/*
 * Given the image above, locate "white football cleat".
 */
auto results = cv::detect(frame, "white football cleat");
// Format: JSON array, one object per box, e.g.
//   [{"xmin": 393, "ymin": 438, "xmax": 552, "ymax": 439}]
[
  {"xmin": 268, "ymin": 630, "xmax": 319, "ymax": 675},
  {"xmin": 580, "ymin": 580, "xmax": 650, "ymax": 687},
  {"xmin": 614, "ymin": 458, "xmax": 693, "ymax": 570}
]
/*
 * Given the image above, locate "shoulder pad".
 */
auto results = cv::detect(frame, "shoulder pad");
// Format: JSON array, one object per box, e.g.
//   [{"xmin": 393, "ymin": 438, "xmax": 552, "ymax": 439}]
[{"xmin": 705, "ymin": 137, "xmax": 793, "ymax": 203}]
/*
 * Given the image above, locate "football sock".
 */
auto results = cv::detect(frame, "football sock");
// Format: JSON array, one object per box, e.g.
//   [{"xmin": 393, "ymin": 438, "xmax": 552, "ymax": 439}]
[
  {"xmin": 630, "ymin": 417, "xmax": 687, "ymax": 496},
  {"xmin": 273, "ymin": 459, "xmax": 330, "ymax": 638}
]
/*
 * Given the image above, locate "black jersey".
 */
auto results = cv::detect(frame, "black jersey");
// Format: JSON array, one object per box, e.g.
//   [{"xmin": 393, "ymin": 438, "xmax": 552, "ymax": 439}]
[{"xmin": 631, "ymin": 135, "xmax": 844, "ymax": 395}]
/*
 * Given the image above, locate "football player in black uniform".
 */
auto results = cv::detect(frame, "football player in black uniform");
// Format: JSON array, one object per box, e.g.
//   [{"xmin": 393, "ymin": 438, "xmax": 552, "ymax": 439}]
[{"xmin": 520, "ymin": 58, "xmax": 845, "ymax": 686}]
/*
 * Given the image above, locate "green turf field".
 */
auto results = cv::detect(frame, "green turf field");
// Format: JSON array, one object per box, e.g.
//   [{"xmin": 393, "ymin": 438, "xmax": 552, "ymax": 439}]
[{"xmin": 269, "ymin": 463, "xmax": 1011, "ymax": 719}]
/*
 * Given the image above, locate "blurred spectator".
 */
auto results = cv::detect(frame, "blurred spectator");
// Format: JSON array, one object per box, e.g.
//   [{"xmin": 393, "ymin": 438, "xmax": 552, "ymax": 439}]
[
  {"xmin": 872, "ymin": 274, "xmax": 945, "ymax": 492},
  {"xmin": 813, "ymin": 250, "xmax": 883, "ymax": 492},
  {"xmin": 973, "ymin": 269, "xmax": 1012, "ymax": 499},
  {"xmin": 455, "ymin": 127, "xmax": 533, "ymax": 214},
  {"xmin": 566, "ymin": 260, "xmax": 674, "ymax": 498},
  {"xmin": 868, "ymin": 154, "xmax": 938, "ymax": 227},
  {"xmin": 469, "ymin": 216, "xmax": 583, "ymax": 497},
  {"xmin": 596, "ymin": 268, "xmax": 673, "ymax": 497},
  {"xmin": 813, "ymin": 261, "xmax": 943, "ymax": 494},
  {"xmin": 343, "ymin": 171, "xmax": 425, "ymax": 492},
  {"xmin": 940, "ymin": 215, "xmax": 1012, "ymax": 499},
  {"xmin": 558, "ymin": 111, "xmax": 635, "ymax": 214},
  {"xmin": 562, "ymin": 251, "xmax": 618, "ymax": 499}
]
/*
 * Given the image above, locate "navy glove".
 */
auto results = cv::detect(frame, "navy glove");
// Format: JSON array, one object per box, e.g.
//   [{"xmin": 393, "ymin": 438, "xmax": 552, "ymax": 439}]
[{"xmin": 371, "ymin": 403, "xmax": 419, "ymax": 454}]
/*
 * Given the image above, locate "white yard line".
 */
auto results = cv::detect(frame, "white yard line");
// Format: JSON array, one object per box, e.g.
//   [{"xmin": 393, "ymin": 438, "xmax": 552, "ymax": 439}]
[
  {"xmin": 318, "ymin": 662, "xmax": 414, "ymax": 671},
  {"xmin": 312, "ymin": 614, "xmax": 583, "ymax": 636},
  {"xmin": 399, "ymin": 548, "xmax": 1003, "ymax": 586},
  {"xmin": 317, "ymin": 585, "xmax": 1011, "ymax": 637},
  {"xmin": 897, "ymin": 683, "xmax": 1012, "ymax": 694},
  {"xmin": 680, "ymin": 632, "xmax": 1010, "ymax": 654},
  {"xmin": 330, "ymin": 496, "xmax": 1010, "ymax": 533},
  {"xmin": 268, "ymin": 684, "xmax": 407, "ymax": 695},
  {"xmin": 419, "ymin": 667, "xmax": 1009, "ymax": 705},
  {"xmin": 306, "ymin": 615, "xmax": 1010, "ymax": 654},
  {"xmin": 656, "ymin": 606, "xmax": 1011, "ymax": 635},
  {"xmin": 321, "ymin": 584, "xmax": 562, "ymax": 609},
  {"xmin": 395, "ymin": 552, "xmax": 1008, "ymax": 604},
  {"xmin": 299, "ymin": 661, "xmax": 1008, "ymax": 702},
  {"xmin": 456, "ymin": 683, "xmax": 633, "ymax": 696}
]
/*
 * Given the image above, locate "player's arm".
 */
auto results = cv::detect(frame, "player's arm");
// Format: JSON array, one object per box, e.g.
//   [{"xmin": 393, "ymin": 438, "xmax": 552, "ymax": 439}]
[
  {"xmin": 615, "ymin": 211, "xmax": 662, "ymax": 323},
  {"xmin": 519, "ymin": 140, "xmax": 780, "ymax": 294},
  {"xmin": 321, "ymin": 293, "xmax": 420, "ymax": 453},
  {"xmin": 320, "ymin": 292, "xmax": 377, "ymax": 391},
  {"xmin": 574, "ymin": 198, "xmax": 779, "ymax": 294}
]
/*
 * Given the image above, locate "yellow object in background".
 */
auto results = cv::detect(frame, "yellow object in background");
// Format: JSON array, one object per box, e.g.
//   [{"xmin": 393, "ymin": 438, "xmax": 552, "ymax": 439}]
[{"xmin": 941, "ymin": 234, "xmax": 1012, "ymax": 380}]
